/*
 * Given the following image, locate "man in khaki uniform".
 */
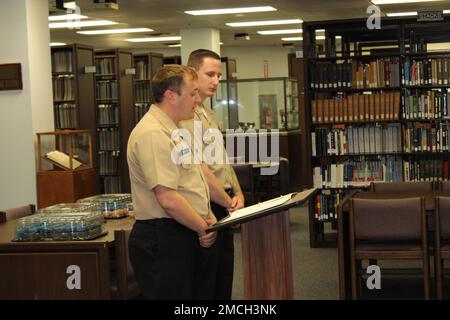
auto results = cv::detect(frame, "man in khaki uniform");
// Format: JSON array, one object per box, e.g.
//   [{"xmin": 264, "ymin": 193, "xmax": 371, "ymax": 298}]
[
  {"xmin": 127, "ymin": 65, "xmax": 217, "ymax": 299},
  {"xmin": 180, "ymin": 49, "xmax": 245, "ymax": 300}
]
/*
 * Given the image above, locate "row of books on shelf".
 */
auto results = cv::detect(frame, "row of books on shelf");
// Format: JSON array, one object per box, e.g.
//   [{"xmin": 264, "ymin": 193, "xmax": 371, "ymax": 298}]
[
  {"xmin": 52, "ymin": 51, "xmax": 73, "ymax": 73},
  {"xmin": 99, "ymin": 151, "xmax": 119, "ymax": 176},
  {"xmin": 54, "ymin": 103, "xmax": 78, "ymax": 129},
  {"xmin": 312, "ymin": 124, "xmax": 402, "ymax": 156},
  {"xmin": 403, "ymin": 123, "xmax": 450, "ymax": 152},
  {"xmin": 134, "ymin": 60, "xmax": 149, "ymax": 81},
  {"xmin": 134, "ymin": 82, "xmax": 151, "ymax": 103},
  {"xmin": 97, "ymin": 104, "xmax": 119, "ymax": 126},
  {"xmin": 310, "ymin": 58, "xmax": 400, "ymax": 90},
  {"xmin": 52, "ymin": 77, "xmax": 75, "ymax": 101},
  {"xmin": 95, "ymin": 58, "xmax": 115, "ymax": 75},
  {"xmin": 135, "ymin": 103, "xmax": 151, "ymax": 123},
  {"xmin": 96, "ymin": 81, "xmax": 118, "ymax": 100},
  {"xmin": 403, "ymin": 90, "xmax": 450, "ymax": 119},
  {"xmin": 313, "ymin": 156, "xmax": 450, "ymax": 189},
  {"xmin": 312, "ymin": 156, "xmax": 403, "ymax": 189},
  {"xmin": 103, "ymin": 176, "xmax": 121, "ymax": 193},
  {"xmin": 98, "ymin": 128, "xmax": 120, "ymax": 151},
  {"xmin": 403, "ymin": 158, "xmax": 450, "ymax": 182},
  {"xmin": 311, "ymin": 92, "xmax": 401, "ymax": 124},
  {"xmin": 314, "ymin": 190, "xmax": 351, "ymax": 221},
  {"xmin": 403, "ymin": 58, "xmax": 450, "ymax": 86}
]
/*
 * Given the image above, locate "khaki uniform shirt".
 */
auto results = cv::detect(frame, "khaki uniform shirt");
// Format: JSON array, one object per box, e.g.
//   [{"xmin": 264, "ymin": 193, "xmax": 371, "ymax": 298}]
[
  {"xmin": 127, "ymin": 105, "xmax": 210, "ymax": 220},
  {"xmin": 179, "ymin": 104, "xmax": 242, "ymax": 195}
]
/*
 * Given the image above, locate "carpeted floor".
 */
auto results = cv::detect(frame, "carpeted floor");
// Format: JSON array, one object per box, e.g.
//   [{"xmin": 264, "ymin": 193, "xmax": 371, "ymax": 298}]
[{"xmin": 231, "ymin": 204, "xmax": 340, "ymax": 300}]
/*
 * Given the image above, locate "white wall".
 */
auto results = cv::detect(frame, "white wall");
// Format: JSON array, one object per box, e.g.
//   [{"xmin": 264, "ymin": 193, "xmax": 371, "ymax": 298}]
[
  {"xmin": 0, "ymin": 0, "xmax": 53, "ymax": 209},
  {"xmin": 222, "ymin": 46, "xmax": 292, "ymax": 79}
]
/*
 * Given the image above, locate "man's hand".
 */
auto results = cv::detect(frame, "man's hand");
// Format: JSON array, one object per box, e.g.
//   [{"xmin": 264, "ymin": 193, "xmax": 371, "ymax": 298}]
[
  {"xmin": 228, "ymin": 193, "xmax": 245, "ymax": 212},
  {"xmin": 198, "ymin": 212, "xmax": 217, "ymax": 248}
]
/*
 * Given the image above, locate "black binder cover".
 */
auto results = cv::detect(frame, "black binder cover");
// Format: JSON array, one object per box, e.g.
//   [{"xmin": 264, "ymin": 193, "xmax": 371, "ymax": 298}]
[{"xmin": 207, "ymin": 188, "xmax": 317, "ymax": 232}]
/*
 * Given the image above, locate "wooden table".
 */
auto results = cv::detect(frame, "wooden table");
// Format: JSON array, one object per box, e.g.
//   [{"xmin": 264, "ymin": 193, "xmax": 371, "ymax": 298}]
[
  {"xmin": 0, "ymin": 217, "xmax": 134, "ymax": 299},
  {"xmin": 337, "ymin": 190, "xmax": 450, "ymax": 299}
]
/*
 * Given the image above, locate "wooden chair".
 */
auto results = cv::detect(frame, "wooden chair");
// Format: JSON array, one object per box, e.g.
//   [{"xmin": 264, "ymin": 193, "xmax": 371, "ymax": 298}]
[
  {"xmin": 349, "ymin": 197, "xmax": 430, "ymax": 299},
  {"xmin": 0, "ymin": 204, "xmax": 36, "ymax": 223},
  {"xmin": 111, "ymin": 229, "xmax": 140, "ymax": 299},
  {"xmin": 370, "ymin": 181, "xmax": 434, "ymax": 193},
  {"xmin": 434, "ymin": 196, "xmax": 450, "ymax": 299}
]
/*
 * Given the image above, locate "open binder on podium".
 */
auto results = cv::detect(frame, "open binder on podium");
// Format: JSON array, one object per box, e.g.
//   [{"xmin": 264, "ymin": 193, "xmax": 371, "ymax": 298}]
[{"xmin": 207, "ymin": 188, "xmax": 317, "ymax": 232}]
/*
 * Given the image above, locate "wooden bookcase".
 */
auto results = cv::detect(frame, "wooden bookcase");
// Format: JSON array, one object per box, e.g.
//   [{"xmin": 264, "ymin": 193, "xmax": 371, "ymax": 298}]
[
  {"xmin": 94, "ymin": 49, "xmax": 134, "ymax": 194},
  {"xmin": 302, "ymin": 17, "xmax": 450, "ymax": 248},
  {"xmin": 50, "ymin": 44, "xmax": 98, "ymax": 192},
  {"xmin": 133, "ymin": 52, "xmax": 164, "ymax": 123}
]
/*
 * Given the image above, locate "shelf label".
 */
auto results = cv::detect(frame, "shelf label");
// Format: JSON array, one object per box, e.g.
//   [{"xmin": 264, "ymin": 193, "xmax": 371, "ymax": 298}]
[
  {"xmin": 125, "ymin": 68, "xmax": 136, "ymax": 75},
  {"xmin": 84, "ymin": 66, "xmax": 96, "ymax": 74},
  {"xmin": 418, "ymin": 10, "xmax": 443, "ymax": 22}
]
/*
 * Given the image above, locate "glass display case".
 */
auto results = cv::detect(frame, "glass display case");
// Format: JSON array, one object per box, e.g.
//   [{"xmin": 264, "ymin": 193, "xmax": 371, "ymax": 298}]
[
  {"xmin": 77, "ymin": 193, "xmax": 132, "ymax": 219},
  {"xmin": 36, "ymin": 130, "xmax": 96, "ymax": 208},
  {"xmin": 211, "ymin": 77, "xmax": 300, "ymax": 131}
]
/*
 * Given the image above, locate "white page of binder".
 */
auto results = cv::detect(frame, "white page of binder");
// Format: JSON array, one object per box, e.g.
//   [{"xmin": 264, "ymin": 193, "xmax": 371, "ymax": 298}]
[{"xmin": 219, "ymin": 192, "xmax": 296, "ymax": 224}]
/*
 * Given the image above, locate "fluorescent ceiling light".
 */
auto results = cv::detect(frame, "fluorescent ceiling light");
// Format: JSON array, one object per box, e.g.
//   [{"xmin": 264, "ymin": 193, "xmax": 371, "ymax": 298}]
[
  {"xmin": 372, "ymin": 0, "xmax": 441, "ymax": 4},
  {"xmin": 444, "ymin": 9, "xmax": 450, "ymax": 13},
  {"xmin": 316, "ymin": 29, "xmax": 325, "ymax": 32},
  {"xmin": 281, "ymin": 35, "xmax": 337, "ymax": 41},
  {"xmin": 126, "ymin": 36, "xmax": 181, "ymax": 42},
  {"xmin": 48, "ymin": 14, "xmax": 88, "ymax": 21},
  {"xmin": 77, "ymin": 27, "xmax": 153, "ymax": 35},
  {"xmin": 63, "ymin": 1, "xmax": 77, "ymax": 10},
  {"xmin": 386, "ymin": 11, "xmax": 418, "ymax": 16},
  {"xmin": 226, "ymin": 19, "xmax": 303, "ymax": 27},
  {"xmin": 49, "ymin": 20, "xmax": 118, "ymax": 28},
  {"xmin": 50, "ymin": 42, "xmax": 67, "ymax": 46},
  {"xmin": 168, "ymin": 44, "xmax": 181, "ymax": 47},
  {"xmin": 282, "ymin": 37, "xmax": 303, "ymax": 41},
  {"xmin": 257, "ymin": 29, "xmax": 302, "ymax": 35},
  {"xmin": 185, "ymin": 6, "xmax": 276, "ymax": 15}
]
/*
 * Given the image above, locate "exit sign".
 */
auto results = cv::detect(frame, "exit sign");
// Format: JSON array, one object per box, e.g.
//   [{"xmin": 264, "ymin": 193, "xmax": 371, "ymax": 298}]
[{"xmin": 417, "ymin": 10, "xmax": 443, "ymax": 22}]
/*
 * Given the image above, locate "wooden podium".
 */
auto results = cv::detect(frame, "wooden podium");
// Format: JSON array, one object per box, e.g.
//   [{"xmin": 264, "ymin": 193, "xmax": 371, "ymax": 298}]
[
  {"xmin": 36, "ymin": 130, "xmax": 96, "ymax": 209},
  {"xmin": 208, "ymin": 188, "xmax": 317, "ymax": 300}
]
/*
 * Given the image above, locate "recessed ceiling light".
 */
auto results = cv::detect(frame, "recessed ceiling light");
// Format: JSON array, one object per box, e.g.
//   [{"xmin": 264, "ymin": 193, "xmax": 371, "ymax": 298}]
[
  {"xmin": 226, "ymin": 19, "xmax": 303, "ymax": 27},
  {"xmin": 257, "ymin": 29, "xmax": 302, "ymax": 35},
  {"xmin": 49, "ymin": 20, "xmax": 118, "ymax": 28},
  {"xmin": 48, "ymin": 14, "xmax": 88, "ymax": 21},
  {"xmin": 126, "ymin": 36, "xmax": 181, "ymax": 42},
  {"xmin": 50, "ymin": 42, "xmax": 67, "ymax": 46},
  {"xmin": 386, "ymin": 11, "xmax": 418, "ymax": 16},
  {"xmin": 185, "ymin": 6, "xmax": 276, "ymax": 15},
  {"xmin": 372, "ymin": 0, "xmax": 441, "ymax": 4},
  {"xmin": 77, "ymin": 27, "xmax": 153, "ymax": 35}
]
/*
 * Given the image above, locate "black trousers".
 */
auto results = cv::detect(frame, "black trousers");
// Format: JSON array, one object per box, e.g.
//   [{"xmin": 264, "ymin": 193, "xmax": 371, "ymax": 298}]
[
  {"xmin": 210, "ymin": 201, "xmax": 234, "ymax": 300},
  {"xmin": 128, "ymin": 218, "xmax": 217, "ymax": 300}
]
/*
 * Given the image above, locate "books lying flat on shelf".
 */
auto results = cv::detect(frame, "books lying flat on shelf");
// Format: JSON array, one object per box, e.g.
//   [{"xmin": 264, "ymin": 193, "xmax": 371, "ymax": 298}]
[{"xmin": 45, "ymin": 150, "xmax": 83, "ymax": 170}]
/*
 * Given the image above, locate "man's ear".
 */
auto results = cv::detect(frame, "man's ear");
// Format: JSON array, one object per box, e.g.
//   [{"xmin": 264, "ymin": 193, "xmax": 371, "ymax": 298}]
[{"xmin": 163, "ymin": 89, "xmax": 176, "ymax": 103}]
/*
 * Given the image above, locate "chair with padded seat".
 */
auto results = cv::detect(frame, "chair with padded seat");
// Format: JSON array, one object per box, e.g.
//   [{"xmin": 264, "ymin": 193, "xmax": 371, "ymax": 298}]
[
  {"xmin": 349, "ymin": 197, "xmax": 430, "ymax": 299},
  {"xmin": 111, "ymin": 229, "xmax": 141, "ymax": 299},
  {"xmin": 434, "ymin": 196, "xmax": 450, "ymax": 299},
  {"xmin": 0, "ymin": 204, "xmax": 36, "ymax": 223},
  {"xmin": 370, "ymin": 181, "xmax": 434, "ymax": 193}
]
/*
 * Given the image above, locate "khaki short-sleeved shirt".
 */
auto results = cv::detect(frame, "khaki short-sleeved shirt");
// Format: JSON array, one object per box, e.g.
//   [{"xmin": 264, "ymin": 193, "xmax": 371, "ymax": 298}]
[
  {"xmin": 127, "ymin": 105, "xmax": 210, "ymax": 220},
  {"xmin": 179, "ymin": 105, "xmax": 242, "ymax": 194}
]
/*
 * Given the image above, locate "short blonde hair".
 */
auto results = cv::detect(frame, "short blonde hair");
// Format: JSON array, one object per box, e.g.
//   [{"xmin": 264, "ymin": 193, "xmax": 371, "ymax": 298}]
[{"xmin": 152, "ymin": 64, "xmax": 197, "ymax": 103}]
